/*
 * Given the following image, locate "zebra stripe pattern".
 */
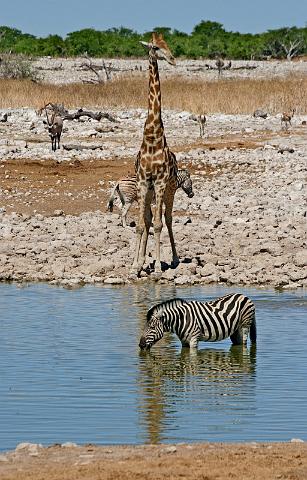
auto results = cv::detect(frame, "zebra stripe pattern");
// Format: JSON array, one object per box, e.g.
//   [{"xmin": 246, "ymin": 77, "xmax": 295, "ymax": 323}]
[
  {"xmin": 107, "ymin": 169, "xmax": 194, "ymax": 227},
  {"xmin": 139, "ymin": 293, "xmax": 256, "ymax": 350}
]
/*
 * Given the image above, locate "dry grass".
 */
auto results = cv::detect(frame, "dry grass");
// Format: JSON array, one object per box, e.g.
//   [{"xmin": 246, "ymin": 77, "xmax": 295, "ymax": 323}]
[{"xmin": 0, "ymin": 74, "xmax": 306, "ymax": 114}]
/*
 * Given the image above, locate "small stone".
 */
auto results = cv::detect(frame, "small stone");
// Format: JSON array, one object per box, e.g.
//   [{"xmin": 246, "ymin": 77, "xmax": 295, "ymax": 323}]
[
  {"xmin": 53, "ymin": 209, "xmax": 64, "ymax": 216},
  {"xmin": 164, "ymin": 446, "xmax": 177, "ymax": 454},
  {"xmin": 294, "ymin": 250, "xmax": 307, "ymax": 267},
  {"xmin": 104, "ymin": 277, "xmax": 124, "ymax": 284},
  {"xmin": 61, "ymin": 442, "xmax": 78, "ymax": 448},
  {"xmin": 15, "ymin": 443, "xmax": 42, "ymax": 455}
]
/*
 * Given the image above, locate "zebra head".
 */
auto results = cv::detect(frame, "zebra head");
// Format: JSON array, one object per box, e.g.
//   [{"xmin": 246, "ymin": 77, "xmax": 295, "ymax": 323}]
[
  {"xmin": 178, "ymin": 170, "xmax": 194, "ymax": 198},
  {"xmin": 139, "ymin": 309, "xmax": 164, "ymax": 350}
]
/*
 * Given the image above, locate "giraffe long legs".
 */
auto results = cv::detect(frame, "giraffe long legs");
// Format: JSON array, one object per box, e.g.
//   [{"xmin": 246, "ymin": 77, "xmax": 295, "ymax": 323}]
[
  {"xmin": 152, "ymin": 190, "xmax": 164, "ymax": 274},
  {"xmin": 164, "ymin": 192, "xmax": 179, "ymax": 267},
  {"xmin": 130, "ymin": 189, "xmax": 153, "ymax": 275},
  {"xmin": 138, "ymin": 203, "xmax": 152, "ymax": 271}
]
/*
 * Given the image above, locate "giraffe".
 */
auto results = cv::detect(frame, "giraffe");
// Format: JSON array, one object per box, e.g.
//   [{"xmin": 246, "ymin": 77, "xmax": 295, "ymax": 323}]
[{"xmin": 130, "ymin": 32, "xmax": 178, "ymax": 276}]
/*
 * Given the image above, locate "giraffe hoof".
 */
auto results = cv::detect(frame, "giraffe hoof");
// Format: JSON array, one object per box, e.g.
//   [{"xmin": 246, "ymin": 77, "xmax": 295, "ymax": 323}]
[
  {"xmin": 171, "ymin": 257, "xmax": 180, "ymax": 268},
  {"xmin": 151, "ymin": 271, "xmax": 162, "ymax": 280},
  {"xmin": 129, "ymin": 267, "xmax": 139, "ymax": 279}
]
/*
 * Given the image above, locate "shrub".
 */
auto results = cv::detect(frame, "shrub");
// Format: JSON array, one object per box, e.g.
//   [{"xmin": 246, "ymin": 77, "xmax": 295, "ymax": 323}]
[{"xmin": 0, "ymin": 54, "xmax": 39, "ymax": 81}]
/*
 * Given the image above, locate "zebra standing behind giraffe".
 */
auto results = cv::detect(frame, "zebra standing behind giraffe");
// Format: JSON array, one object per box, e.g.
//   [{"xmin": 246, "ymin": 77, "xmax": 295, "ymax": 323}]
[
  {"xmin": 107, "ymin": 169, "xmax": 194, "ymax": 227},
  {"xmin": 139, "ymin": 293, "xmax": 256, "ymax": 350}
]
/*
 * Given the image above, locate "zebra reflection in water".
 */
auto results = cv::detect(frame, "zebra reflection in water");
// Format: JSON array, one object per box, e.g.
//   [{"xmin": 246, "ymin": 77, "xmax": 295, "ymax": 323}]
[{"xmin": 138, "ymin": 345, "xmax": 257, "ymax": 444}]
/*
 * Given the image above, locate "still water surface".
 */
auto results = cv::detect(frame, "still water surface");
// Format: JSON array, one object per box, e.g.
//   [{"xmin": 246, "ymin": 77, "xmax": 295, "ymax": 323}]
[{"xmin": 0, "ymin": 283, "xmax": 306, "ymax": 450}]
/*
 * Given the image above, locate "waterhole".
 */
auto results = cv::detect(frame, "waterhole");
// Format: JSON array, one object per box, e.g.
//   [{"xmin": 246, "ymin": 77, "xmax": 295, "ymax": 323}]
[{"xmin": 0, "ymin": 283, "xmax": 306, "ymax": 450}]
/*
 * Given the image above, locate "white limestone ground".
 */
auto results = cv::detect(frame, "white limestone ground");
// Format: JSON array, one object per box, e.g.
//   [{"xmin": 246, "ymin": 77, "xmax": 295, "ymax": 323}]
[
  {"xmin": 0, "ymin": 59, "xmax": 306, "ymax": 288},
  {"xmin": 32, "ymin": 57, "xmax": 307, "ymax": 84},
  {"xmin": 0, "ymin": 110, "xmax": 306, "ymax": 288}
]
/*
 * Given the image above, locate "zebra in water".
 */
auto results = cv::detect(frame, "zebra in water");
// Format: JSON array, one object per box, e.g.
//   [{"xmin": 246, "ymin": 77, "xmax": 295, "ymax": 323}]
[
  {"xmin": 107, "ymin": 169, "xmax": 194, "ymax": 227},
  {"xmin": 139, "ymin": 293, "xmax": 256, "ymax": 350}
]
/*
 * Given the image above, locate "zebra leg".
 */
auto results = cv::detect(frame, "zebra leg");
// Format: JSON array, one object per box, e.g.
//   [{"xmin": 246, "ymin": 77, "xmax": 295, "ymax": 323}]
[
  {"xmin": 231, "ymin": 327, "xmax": 249, "ymax": 345},
  {"xmin": 121, "ymin": 201, "xmax": 132, "ymax": 228},
  {"xmin": 189, "ymin": 336, "xmax": 199, "ymax": 348},
  {"xmin": 230, "ymin": 328, "xmax": 244, "ymax": 345},
  {"xmin": 106, "ymin": 184, "xmax": 118, "ymax": 212},
  {"xmin": 181, "ymin": 337, "xmax": 198, "ymax": 348}
]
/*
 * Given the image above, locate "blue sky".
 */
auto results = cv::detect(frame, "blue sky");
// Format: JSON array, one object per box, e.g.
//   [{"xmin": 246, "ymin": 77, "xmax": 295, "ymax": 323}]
[{"xmin": 2, "ymin": 0, "xmax": 306, "ymax": 37}]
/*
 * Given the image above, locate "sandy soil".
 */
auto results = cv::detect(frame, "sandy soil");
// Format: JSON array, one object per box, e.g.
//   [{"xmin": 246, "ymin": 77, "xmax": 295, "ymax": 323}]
[{"xmin": 1, "ymin": 442, "xmax": 307, "ymax": 480}]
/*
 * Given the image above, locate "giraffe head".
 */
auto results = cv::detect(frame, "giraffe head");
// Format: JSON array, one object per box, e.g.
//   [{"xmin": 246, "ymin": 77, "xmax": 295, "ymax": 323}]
[{"xmin": 140, "ymin": 32, "xmax": 175, "ymax": 66}]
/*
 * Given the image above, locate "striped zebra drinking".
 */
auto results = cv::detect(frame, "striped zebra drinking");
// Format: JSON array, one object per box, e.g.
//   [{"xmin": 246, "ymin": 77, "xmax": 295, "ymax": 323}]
[
  {"xmin": 139, "ymin": 293, "xmax": 256, "ymax": 350},
  {"xmin": 107, "ymin": 169, "xmax": 194, "ymax": 227}
]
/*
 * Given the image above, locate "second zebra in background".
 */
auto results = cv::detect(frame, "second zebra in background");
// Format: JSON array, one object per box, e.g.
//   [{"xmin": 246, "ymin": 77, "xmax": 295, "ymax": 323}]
[
  {"xmin": 139, "ymin": 293, "xmax": 256, "ymax": 350},
  {"xmin": 107, "ymin": 169, "xmax": 194, "ymax": 227}
]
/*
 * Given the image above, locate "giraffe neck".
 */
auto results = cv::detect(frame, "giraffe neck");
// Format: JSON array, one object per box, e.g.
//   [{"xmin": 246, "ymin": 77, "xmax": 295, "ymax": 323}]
[{"xmin": 143, "ymin": 55, "xmax": 165, "ymax": 146}]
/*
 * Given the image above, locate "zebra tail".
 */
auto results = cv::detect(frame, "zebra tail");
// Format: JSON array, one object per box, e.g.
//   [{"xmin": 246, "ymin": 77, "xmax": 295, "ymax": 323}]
[
  {"xmin": 107, "ymin": 184, "xmax": 119, "ymax": 212},
  {"xmin": 250, "ymin": 313, "xmax": 257, "ymax": 343}
]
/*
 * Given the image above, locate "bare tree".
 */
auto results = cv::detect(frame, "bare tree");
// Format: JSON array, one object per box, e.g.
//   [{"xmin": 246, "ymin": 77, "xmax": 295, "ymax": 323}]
[
  {"xmin": 81, "ymin": 54, "xmax": 112, "ymax": 84},
  {"xmin": 280, "ymin": 37, "xmax": 305, "ymax": 61}
]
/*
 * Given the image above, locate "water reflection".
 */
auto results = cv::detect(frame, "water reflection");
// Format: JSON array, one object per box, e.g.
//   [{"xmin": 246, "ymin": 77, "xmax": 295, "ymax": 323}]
[{"xmin": 138, "ymin": 344, "xmax": 256, "ymax": 443}]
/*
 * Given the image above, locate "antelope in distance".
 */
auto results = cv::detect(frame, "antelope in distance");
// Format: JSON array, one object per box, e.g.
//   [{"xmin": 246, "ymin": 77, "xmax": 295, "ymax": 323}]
[
  {"xmin": 281, "ymin": 108, "xmax": 295, "ymax": 130},
  {"xmin": 198, "ymin": 113, "xmax": 206, "ymax": 137},
  {"xmin": 215, "ymin": 57, "xmax": 231, "ymax": 76},
  {"xmin": 44, "ymin": 106, "xmax": 63, "ymax": 151}
]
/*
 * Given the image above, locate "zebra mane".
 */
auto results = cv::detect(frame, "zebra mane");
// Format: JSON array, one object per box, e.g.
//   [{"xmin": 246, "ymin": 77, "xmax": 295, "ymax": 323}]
[{"xmin": 147, "ymin": 298, "xmax": 186, "ymax": 323}]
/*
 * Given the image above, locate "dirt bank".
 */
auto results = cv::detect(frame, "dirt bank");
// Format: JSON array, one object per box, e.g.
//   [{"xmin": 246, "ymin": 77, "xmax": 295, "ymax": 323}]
[{"xmin": 1, "ymin": 442, "xmax": 306, "ymax": 480}]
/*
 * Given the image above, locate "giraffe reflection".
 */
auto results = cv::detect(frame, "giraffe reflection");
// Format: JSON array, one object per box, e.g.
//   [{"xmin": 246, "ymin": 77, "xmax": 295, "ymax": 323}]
[{"xmin": 138, "ymin": 345, "xmax": 256, "ymax": 444}]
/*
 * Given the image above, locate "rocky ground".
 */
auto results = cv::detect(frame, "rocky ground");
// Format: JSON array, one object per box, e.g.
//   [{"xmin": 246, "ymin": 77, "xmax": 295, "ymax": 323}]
[
  {"xmin": 0, "ymin": 103, "xmax": 306, "ymax": 288},
  {"xmin": 32, "ymin": 56, "xmax": 307, "ymax": 83},
  {"xmin": 0, "ymin": 441, "xmax": 307, "ymax": 480}
]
